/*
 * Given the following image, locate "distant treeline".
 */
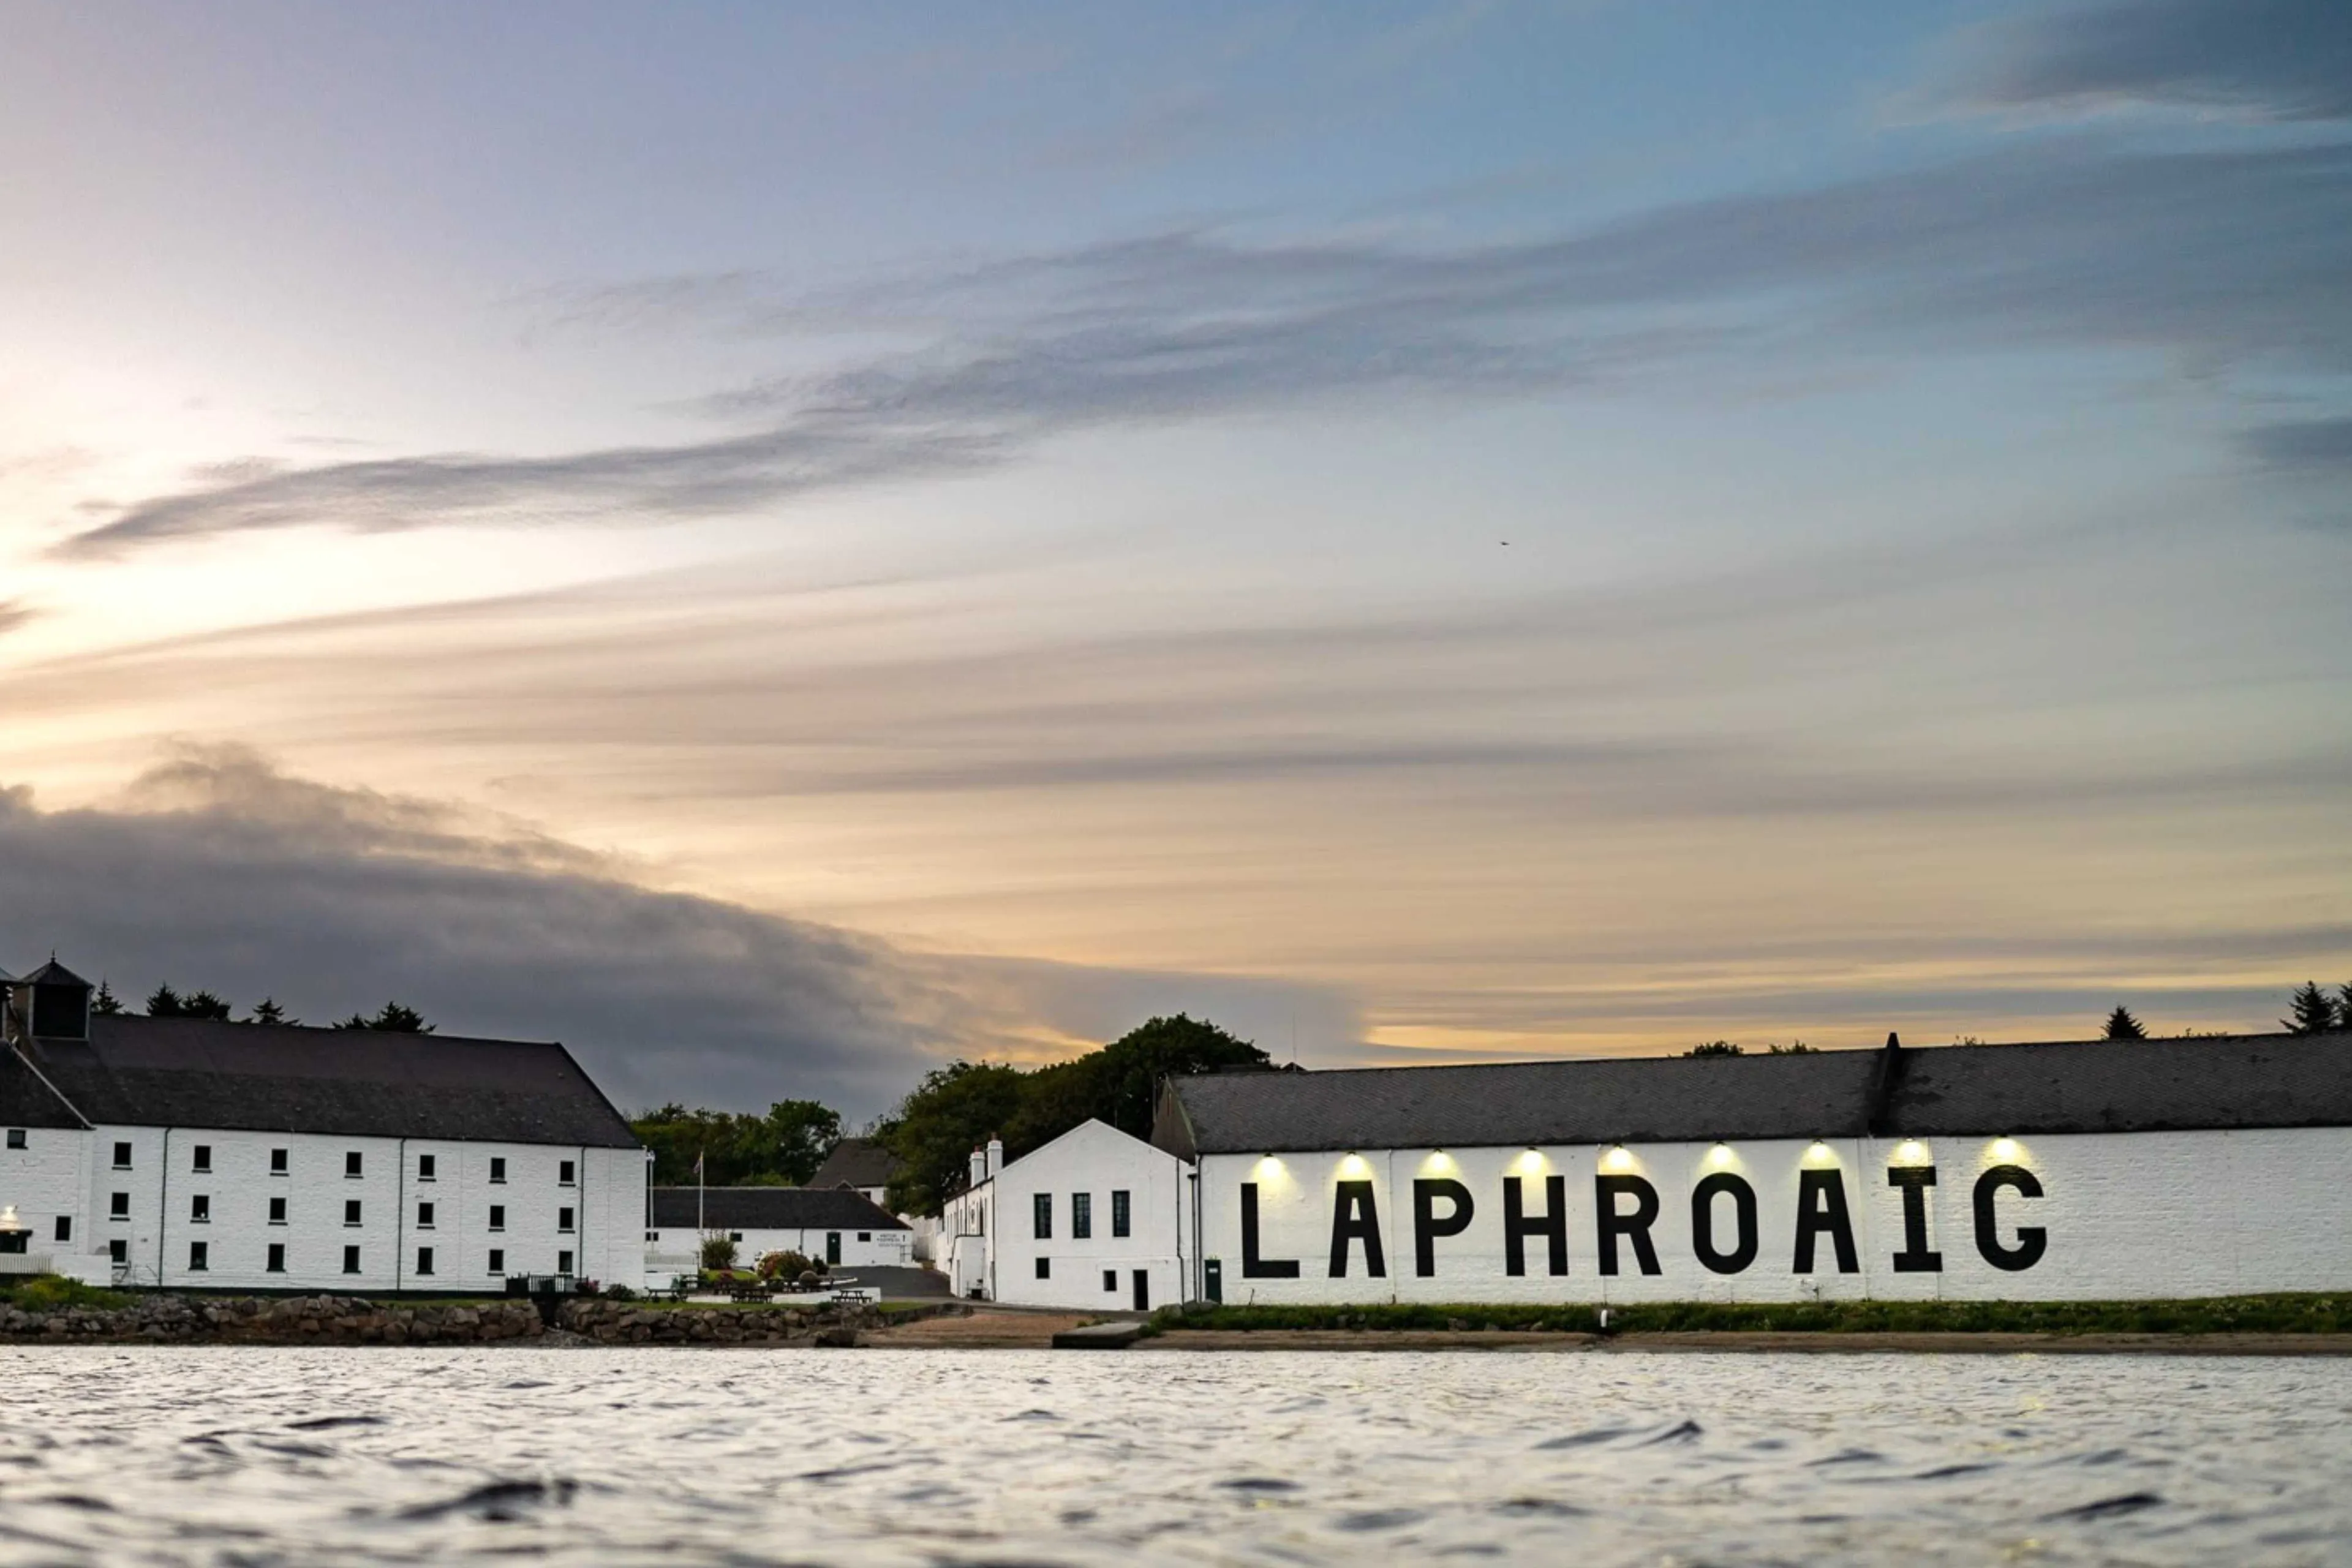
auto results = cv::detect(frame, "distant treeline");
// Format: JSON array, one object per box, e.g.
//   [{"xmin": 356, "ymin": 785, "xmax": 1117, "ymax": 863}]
[
  {"xmin": 94, "ymin": 981, "xmax": 433, "ymax": 1033},
  {"xmin": 630, "ymin": 1101, "xmax": 843, "ymax": 1188}
]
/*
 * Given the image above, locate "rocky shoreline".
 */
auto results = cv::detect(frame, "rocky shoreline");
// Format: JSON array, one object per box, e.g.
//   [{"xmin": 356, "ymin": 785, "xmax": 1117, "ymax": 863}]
[{"xmin": 0, "ymin": 1294, "xmax": 899, "ymax": 1347}]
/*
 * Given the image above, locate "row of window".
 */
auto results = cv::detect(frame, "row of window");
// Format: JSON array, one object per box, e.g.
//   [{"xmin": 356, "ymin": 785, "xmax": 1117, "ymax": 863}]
[
  {"xmin": 96, "ymin": 1142, "xmax": 573, "ymax": 1185},
  {"xmin": 171, "ymin": 1242, "xmax": 568, "ymax": 1276},
  {"xmin": 105, "ymin": 1194, "xmax": 574, "ymax": 1232},
  {"xmin": 1031, "ymin": 1189, "xmax": 1132, "ymax": 1241}
]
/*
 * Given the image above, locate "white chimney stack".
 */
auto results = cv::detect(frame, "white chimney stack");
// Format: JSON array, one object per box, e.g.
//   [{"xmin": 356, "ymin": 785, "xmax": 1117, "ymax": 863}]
[
  {"xmin": 968, "ymin": 1145, "xmax": 987, "ymax": 1189},
  {"xmin": 986, "ymin": 1136, "xmax": 1004, "ymax": 1181}
]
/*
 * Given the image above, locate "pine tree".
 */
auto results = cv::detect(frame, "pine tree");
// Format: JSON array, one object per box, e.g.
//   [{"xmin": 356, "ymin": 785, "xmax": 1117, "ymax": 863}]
[
  {"xmin": 2337, "ymin": 984, "xmax": 2352, "ymax": 1032},
  {"xmin": 246, "ymin": 998, "xmax": 296, "ymax": 1026},
  {"xmin": 2102, "ymin": 1006, "xmax": 2147, "ymax": 1040},
  {"xmin": 144, "ymin": 984, "xmax": 183, "ymax": 1018},
  {"xmin": 2283, "ymin": 981, "xmax": 2336, "ymax": 1035},
  {"xmin": 90, "ymin": 980, "xmax": 124, "ymax": 1017}
]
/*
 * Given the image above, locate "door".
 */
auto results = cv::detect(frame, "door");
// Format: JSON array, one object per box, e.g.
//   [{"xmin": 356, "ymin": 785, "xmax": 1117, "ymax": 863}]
[
  {"xmin": 825, "ymin": 1231, "xmax": 841, "ymax": 1265},
  {"xmin": 1131, "ymin": 1268, "xmax": 1149, "ymax": 1311}
]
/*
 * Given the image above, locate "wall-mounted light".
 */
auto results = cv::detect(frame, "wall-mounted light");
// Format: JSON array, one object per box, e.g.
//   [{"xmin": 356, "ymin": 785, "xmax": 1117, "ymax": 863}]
[
  {"xmin": 1804, "ymin": 1139, "xmax": 1837, "ymax": 1165},
  {"xmin": 1708, "ymin": 1142, "xmax": 1735, "ymax": 1167},
  {"xmin": 1602, "ymin": 1144, "xmax": 1635, "ymax": 1172},
  {"xmin": 1896, "ymin": 1140, "xmax": 1929, "ymax": 1164},
  {"xmin": 1992, "ymin": 1136, "xmax": 2020, "ymax": 1161}
]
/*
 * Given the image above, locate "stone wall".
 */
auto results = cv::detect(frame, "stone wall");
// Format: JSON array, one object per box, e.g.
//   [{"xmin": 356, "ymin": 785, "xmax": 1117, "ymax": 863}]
[
  {"xmin": 558, "ymin": 1298, "xmax": 887, "ymax": 1345},
  {"xmin": 0, "ymin": 1294, "xmax": 895, "ymax": 1345}
]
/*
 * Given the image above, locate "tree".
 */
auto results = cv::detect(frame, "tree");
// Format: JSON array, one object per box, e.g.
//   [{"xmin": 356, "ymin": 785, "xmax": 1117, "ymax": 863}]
[
  {"xmin": 2103, "ymin": 1006, "xmax": 2147, "ymax": 1041},
  {"xmin": 1006, "ymin": 1014, "xmax": 1267, "ymax": 1150},
  {"xmin": 2338, "ymin": 984, "xmax": 2352, "ymax": 1032},
  {"xmin": 880, "ymin": 1061, "xmax": 1028, "ymax": 1217},
  {"xmin": 245, "ymin": 998, "xmax": 297, "ymax": 1026},
  {"xmin": 333, "ymin": 1002, "xmax": 434, "ymax": 1033},
  {"xmin": 89, "ymin": 981, "xmax": 124, "ymax": 1017},
  {"xmin": 144, "ymin": 984, "xmax": 183, "ymax": 1017},
  {"xmin": 1767, "ymin": 1041, "xmax": 1816, "ymax": 1055},
  {"xmin": 2283, "ymin": 982, "xmax": 2337, "ymax": 1036},
  {"xmin": 1684, "ymin": 1041, "xmax": 1743, "ymax": 1057},
  {"xmin": 179, "ymin": 990, "xmax": 233, "ymax": 1021},
  {"xmin": 630, "ymin": 1099, "xmax": 843, "ymax": 1186}
]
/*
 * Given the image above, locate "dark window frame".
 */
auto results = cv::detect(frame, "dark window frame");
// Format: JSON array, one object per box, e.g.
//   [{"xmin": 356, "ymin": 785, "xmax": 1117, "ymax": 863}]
[
  {"xmin": 1072, "ymin": 1192, "xmax": 1092, "ymax": 1240},
  {"xmin": 1033, "ymin": 1192, "xmax": 1052, "ymax": 1240},
  {"xmin": 187, "ymin": 1240, "xmax": 209, "ymax": 1272},
  {"xmin": 1112, "ymin": 1189, "xmax": 1131, "ymax": 1238},
  {"xmin": 342, "ymin": 1244, "xmax": 361, "ymax": 1275},
  {"xmin": 265, "ymin": 1243, "xmax": 285, "ymax": 1273}
]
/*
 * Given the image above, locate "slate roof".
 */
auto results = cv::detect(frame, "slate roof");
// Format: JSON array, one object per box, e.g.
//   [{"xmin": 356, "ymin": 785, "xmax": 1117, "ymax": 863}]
[
  {"xmin": 808, "ymin": 1137, "xmax": 900, "ymax": 1191},
  {"xmin": 0, "ymin": 1046, "xmax": 88, "ymax": 1131},
  {"xmin": 649, "ymin": 1186, "xmax": 909, "ymax": 1231},
  {"xmin": 1153, "ymin": 1033, "xmax": 2352, "ymax": 1156},
  {"xmin": 15, "ymin": 1015, "xmax": 638, "ymax": 1147}
]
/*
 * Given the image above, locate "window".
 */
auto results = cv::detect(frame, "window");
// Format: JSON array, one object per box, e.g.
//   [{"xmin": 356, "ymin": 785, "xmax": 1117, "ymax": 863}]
[
  {"xmin": 1033, "ymin": 1193, "xmax": 1052, "ymax": 1240},
  {"xmin": 344, "ymin": 1199, "xmax": 362, "ymax": 1226},
  {"xmin": 1112, "ymin": 1189, "xmax": 1131, "ymax": 1238},
  {"xmin": 188, "ymin": 1241, "xmax": 208, "ymax": 1272},
  {"xmin": 1035, "ymin": 1256, "xmax": 1051, "ymax": 1280},
  {"xmin": 269, "ymin": 1196, "xmax": 287, "ymax": 1225},
  {"xmin": 557, "ymin": 1207, "xmax": 575, "ymax": 1234},
  {"xmin": 1072, "ymin": 1193, "xmax": 1092, "ymax": 1240},
  {"xmin": 113, "ymin": 1141, "xmax": 132, "ymax": 1169},
  {"xmin": 489, "ymin": 1156, "xmax": 507, "ymax": 1183},
  {"xmin": 416, "ymin": 1246, "xmax": 435, "ymax": 1276},
  {"xmin": 559, "ymin": 1159, "xmax": 576, "ymax": 1186},
  {"xmin": 0, "ymin": 1230, "xmax": 23, "ymax": 1256},
  {"xmin": 192, "ymin": 1144, "xmax": 211, "ymax": 1173},
  {"xmin": 344, "ymin": 1152, "xmax": 363, "ymax": 1178},
  {"xmin": 1103, "ymin": 1269, "xmax": 1118, "ymax": 1292},
  {"xmin": 417, "ymin": 1201, "xmax": 435, "ymax": 1229},
  {"xmin": 488, "ymin": 1248, "xmax": 505, "ymax": 1274},
  {"xmin": 53, "ymin": 1216, "xmax": 70, "ymax": 1242},
  {"xmin": 557, "ymin": 1250, "xmax": 574, "ymax": 1275},
  {"xmin": 270, "ymin": 1148, "xmax": 288, "ymax": 1175},
  {"xmin": 108, "ymin": 1239, "xmax": 127, "ymax": 1265},
  {"xmin": 857, "ymin": 1231, "xmax": 871, "ymax": 1242},
  {"xmin": 6, "ymin": 1128, "xmax": 23, "ymax": 1149},
  {"xmin": 488, "ymin": 1205, "xmax": 505, "ymax": 1231},
  {"xmin": 266, "ymin": 1243, "xmax": 285, "ymax": 1273},
  {"xmin": 417, "ymin": 1153, "xmax": 436, "ymax": 1181},
  {"xmin": 109, "ymin": 1191, "xmax": 130, "ymax": 1220},
  {"xmin": 190, "ymin": 1194, "xmax": 210, "ymax": 1223},
  {"xmin": 342, "ymin": 1245, "xmax": 361, "ymax": 1275}
]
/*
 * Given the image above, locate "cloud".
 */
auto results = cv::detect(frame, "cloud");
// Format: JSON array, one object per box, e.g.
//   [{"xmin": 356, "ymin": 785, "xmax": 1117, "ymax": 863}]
[
  {"xmin": 66, "ymin": 136, "xmax": 2352, "ymax": 556},
  {"xmin": 0, "ymin": 747, "xmax": 1357, "ymax": 1115},
  {"xmin": 1953, "ymin": 0, "xmax": 2352, "ymax": 123},
  {"xmin": 2243, "ymin": 415, "xmax": 2352, "ymax": 474},
  {"xmin": 0, "ymin": 601, "xmax": 34, "ymax": 638}
]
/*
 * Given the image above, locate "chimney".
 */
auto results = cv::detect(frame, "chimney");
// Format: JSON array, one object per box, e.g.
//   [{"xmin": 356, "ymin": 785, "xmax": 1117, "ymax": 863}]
[
  {"xmin": 986, "ymin": 1136, "xmax": 1004, "ymax": 1181},
  {"xmin": 968, "ymin": 1145, "xmax": 987, "ymax": 1190}
]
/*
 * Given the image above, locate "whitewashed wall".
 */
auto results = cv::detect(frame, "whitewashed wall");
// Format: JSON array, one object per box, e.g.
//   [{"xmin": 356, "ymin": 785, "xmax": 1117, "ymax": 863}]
[
  {"xmin": 0, "ymin": 1125, "xmax": 91, "ymax": 1274},
  {"xmin": 77, "ymin": 1126, "xmax": 645, "ymax": 1292},
  {"xmin": 986, "ymin": 1120, "xmax": 1192, "ymax": 1311},
  {"xmin": 646, "ymin": 1223, "xmax": 911, "ymax": 1275},
  {"xmin": 1197, "ymin": 1128, "xmax": 2352, "ymax": 1305}
]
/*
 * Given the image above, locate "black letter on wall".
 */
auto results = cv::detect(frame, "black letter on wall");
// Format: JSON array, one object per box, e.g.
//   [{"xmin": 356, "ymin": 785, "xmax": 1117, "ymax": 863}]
[
  {"xmin": 1594, "ymin": 1175, "xmax": 1662, "ymax": 1276},
  {"xmin": 1972, "ymin": 1164, "xmax": 2046, "ymax": 1272},
  {"xmin": 1240, "ymin": 1183, "xmax": 1300, "ymax": 1278},
  {"xmin": 1793, "ymin": 1169, "xmax": 1860, "ymax": 1274},
  {"xmin": 1689, "ymin": 1172, "xmax": 1757, "ymax": 1275},
  {"xmin": 1887, "ymin": 1166, "xmax": 1942, "ymax": 1273},
  {"xmin": 1502, "ymin": 1175, "xmax": 1569, "ymax": 1276},
  {"xmin": 1412, "ymin": 1178, "xmax": 1474, "ymax": 1276},
  {"xmin": 1329, "ymin": 1180, "xmax": 1387, "ymax": 1278}
]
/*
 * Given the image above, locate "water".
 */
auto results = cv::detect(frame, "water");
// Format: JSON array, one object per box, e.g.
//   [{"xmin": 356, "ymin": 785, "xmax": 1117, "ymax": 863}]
[{"xmin": 1, "ymin": 1347, "xmax": 2346, "ymax": 1566}]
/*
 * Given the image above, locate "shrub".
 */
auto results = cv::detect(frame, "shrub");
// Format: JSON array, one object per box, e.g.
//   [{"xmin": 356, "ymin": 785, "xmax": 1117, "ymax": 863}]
[
  {"xmin": 603, "ymin": 1284, "xmax": 637, "ymax": 1301},
  {"xmin": 2, "ymin": 1276, "xmax": 129, "ymax": 1311},
  {"xmin": 699, "ymin": 1235, "xmax": 739, "ymax": 1271}
]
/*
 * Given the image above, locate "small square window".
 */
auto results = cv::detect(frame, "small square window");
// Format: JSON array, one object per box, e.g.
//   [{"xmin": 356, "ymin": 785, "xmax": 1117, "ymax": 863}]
[
  {"xmin": 858, "ymin": 1231, "xmax": 871, "ymax": 1242},
  {"xmin": 190, "ymin": 1194, "xmax": 210, "ymax": 1223},
  {"xmin": 344, "ymin": 1152, "xmax": 363, "ymax": 1178},
  {"xmin": 266, "ymin": 1243, "xmax": 285, "ymax": 1273},
  {"xmin": 489, "ymin": 1157, "xmax": 507, "ymax": 1183},
  {"xmin": 559, "ymin": 1159, "xmax": 576, "ymax": 1186},
  {"xmin": 728, "ymin": 1229, "xmax": 742, "ymax": 1242},
  {"xmin": 488, "ymin": 1248, "xmax": 505, "ymax": 1274},
  {"xmin": 488, "ymin": 1204, "xmax": 506, "ymax": 1231},
  {"xmin": 1103, "ymin": 1269, "xmax": 1117, "ymax": 1292},
  {"xmin": 6, "ymin": 1128, "xmax": 24, "ymax": 1149},
  {"xmin": 192, "ymin": 1145, "xmax": 211, "ymax": 1173},
  {"xmin": 1072, "ymin": 1192, "xmax": 1092, "ymax": 1240},
  {"xmin": 1112, "ymin": 1189, "xmax": 1131, "ymax": 1238},
  {"xmin": 53, "ymin": 1216, "xmax": 71, "ymax": 1242},
  {"xmin": 417, "ymin": 1153, "xmax": 436, "ymax": 1181},
  {"xmin": 112, "ymin": 1141, "xmax": 132, "ymax": 1169},
  {"xmin": 344, "ymin": 1199, "xmax": 362, "ymax": 1226},
  {"xmin": 109, "ymin": 1191, "xmax": 130, "ymax": 1219},
  {"xmin": 417, "ymin": 1201, "xmax": 435, "ymax": 1229},
  {"xmin": 342, "ymin": 1245, "xmax": 361, "ymax": 1275},
  {"xmin": 270, "ymin": 1148, "xmax": 288, "ymax": 1174},
  {"xmin": 558, "ymin": 1207, "xmax": 575, "ymax": 1233},
  {"xmin": 416, "ymin": 1246, "xmax": 435, "ymax": 1276},
  {"xmin": 108, "ymin": 1238, "xmax": 127, "ymax": 1264},
  {"xmin": 187, "ymin": 1241, "xmax": 208, "ymax": 1272},
  {"xmin": 269, "ymin": 1196, "xmax": 287, "ymax": 1225},
  {"xmin": 1035, "ymin": 1256, "xmax": 1051, "ymax": 1280},
  {"xmin": 556, "ymin": 1250, "xmax": 574, "ymax": 1275},
  {"xmin": 1033, "ymin": 1193, "xmax": 1052, "ymax": 1240}
]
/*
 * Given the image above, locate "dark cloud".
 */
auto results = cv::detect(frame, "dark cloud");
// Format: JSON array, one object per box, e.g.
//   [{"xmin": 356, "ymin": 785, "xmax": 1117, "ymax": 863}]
[
  {"xmin": 0, "ymin": 748, "xmax": 1355, "ymax": 1114},
  {"xmin": 0, "ymin": 601, "xmax": 34, "ymax": 638},
  {"xmin": 1956, "ymin": 0, "xmax": 2352, "ymax": 122},
  {"xmin": 64, "ymin": 134, "xmax": 2352, "ymax": 556},
  {"xmin": 2243, "ymin": 415, "xmax": 2352, "ymax": 473}
]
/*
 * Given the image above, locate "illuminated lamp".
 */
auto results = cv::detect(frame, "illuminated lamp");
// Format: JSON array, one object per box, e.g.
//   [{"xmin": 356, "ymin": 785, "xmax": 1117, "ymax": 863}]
[
  {"xmin": 1708, "ymin": 1142, "xmax": 1735, "ymax": 1166},
  {"xmin": 1602, "ymin": 1144, "xmax": 1635, "ymax": 1172}
]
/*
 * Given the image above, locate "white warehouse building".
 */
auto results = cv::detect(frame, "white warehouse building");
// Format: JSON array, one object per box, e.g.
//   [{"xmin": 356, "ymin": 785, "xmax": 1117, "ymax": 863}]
[
  {"xmin": 645, "ymin": 1184, "xmax": 913, "ymax": 1280},
  {"xmin": 2, "ymin": 959, "xmax": 648, "ymax": 1292},
  {"xmin": 938, "ymin": 1119, "xmax": 1194, "ymax": 1312}
]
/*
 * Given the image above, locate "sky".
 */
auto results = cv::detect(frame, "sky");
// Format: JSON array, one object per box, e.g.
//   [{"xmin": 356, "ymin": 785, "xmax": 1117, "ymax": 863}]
[{"xmin": 2, "ymin": 0, "xmax": 2348, "ymax": 1117}]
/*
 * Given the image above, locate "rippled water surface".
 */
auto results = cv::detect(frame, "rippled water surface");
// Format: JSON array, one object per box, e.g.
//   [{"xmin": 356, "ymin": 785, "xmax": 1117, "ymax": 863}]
[{"xmin": 2, "ymin": 1347, "xmax": 2348, "ymax": 1566}]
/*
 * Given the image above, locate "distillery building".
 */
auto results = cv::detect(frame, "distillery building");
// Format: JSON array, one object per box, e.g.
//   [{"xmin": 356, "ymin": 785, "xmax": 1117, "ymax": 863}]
[
  {"xmin": 644, "ymin": 1184, "xmax": 913, "ymax": 1277},
  {"xmin": 937, "ymin": 1119, "xmax": 1194, "ymax": 1311},
  {"xmin": 1, "ymin": 959, "xmax": 649, "ymax": 1292},
  {"xmin": 1152, "ymin": 1031, "xmax": 2352, "ymax": 1307}
]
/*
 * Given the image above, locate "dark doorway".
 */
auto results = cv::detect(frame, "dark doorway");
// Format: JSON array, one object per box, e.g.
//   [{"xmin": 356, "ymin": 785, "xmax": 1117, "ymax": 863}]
[
  {"xmin": 1131, "ymin": 1268, "xmax": 1149, "ymax": 1311},
  {"xmin": 825, "ymin": 1231, "xmax": 842, "ymax": 1265}
]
